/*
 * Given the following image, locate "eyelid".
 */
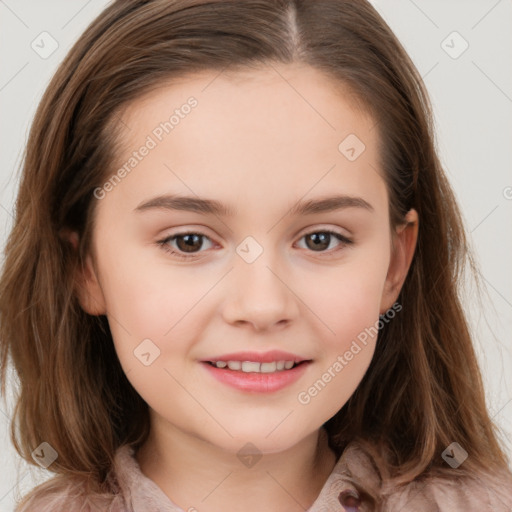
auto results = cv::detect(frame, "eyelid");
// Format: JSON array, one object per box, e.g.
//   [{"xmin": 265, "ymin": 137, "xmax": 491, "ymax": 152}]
[{"xmin": 296, "ymin": 223, "xmax": 352, "ymax": 239}]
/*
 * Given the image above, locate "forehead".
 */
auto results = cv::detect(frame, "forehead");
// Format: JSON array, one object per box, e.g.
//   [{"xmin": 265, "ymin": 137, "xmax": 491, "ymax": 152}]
[
  {"xmin": 118, "ymin": 63, "xmax": 376, "ymax": 146},
  {"xmin": 100, "ymin": 63, "xmax": 385, "ymax": 218}
]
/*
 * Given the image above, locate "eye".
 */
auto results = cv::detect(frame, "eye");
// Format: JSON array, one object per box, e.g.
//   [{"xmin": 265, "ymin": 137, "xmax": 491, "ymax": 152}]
[
  {"xmin": 296, "ymin": 230, "xmax": 353, "ymax": 254},
  {"xmin": 157, "ymin": 232, "xmax": 214, "ymax": 260},
  {"xmin": 156, "ymin": 228, "xmax": 353, "ymax": 261}
]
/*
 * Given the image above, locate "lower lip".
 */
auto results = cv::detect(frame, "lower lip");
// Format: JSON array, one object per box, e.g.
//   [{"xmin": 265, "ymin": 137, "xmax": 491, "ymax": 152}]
[{"xmin": 201, "ymin": 362, "xmax": 310, "ymax": 393}]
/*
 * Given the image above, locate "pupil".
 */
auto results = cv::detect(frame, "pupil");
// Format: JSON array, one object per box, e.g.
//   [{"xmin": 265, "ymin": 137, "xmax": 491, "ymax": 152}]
[
  {"xmin": 307, "ymin": 232, "xmax": 330, "ymax": 251},
  {"xmin": 178, "ymin": 234, "xmax": 202, "ymax": 253}
]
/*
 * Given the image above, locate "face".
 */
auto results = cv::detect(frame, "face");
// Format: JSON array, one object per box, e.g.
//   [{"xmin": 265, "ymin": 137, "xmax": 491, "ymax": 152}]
[{"xmin": 78, "ymin": 63, "xmax": 417, "ymax": 455}]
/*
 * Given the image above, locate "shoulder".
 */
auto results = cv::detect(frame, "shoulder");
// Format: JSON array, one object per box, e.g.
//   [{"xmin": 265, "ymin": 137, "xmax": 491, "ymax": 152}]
[
  {"xmin": 382, "ymin": 469, "xmax": 512, "ymax": 511},
  {"xmin": 14, "ymin": 474, "xmax": 127, "ymax": 512}
]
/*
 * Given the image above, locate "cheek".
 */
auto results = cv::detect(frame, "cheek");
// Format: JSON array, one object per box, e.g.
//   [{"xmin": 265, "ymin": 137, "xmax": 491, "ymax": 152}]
[
  {"xmin": 298, "ymin": 245, "xmax": 390, "ymax": 345},
  {"xmin": 292, "ymin": 243, "xmax": 390, "ymax": 412},
  {"xmin": 95, "ymin": 242, "xmax": 209, "ymax": 369},
  {"xmin": 295, "ymin": 286, "xmax": 382, "ymax": 425}
]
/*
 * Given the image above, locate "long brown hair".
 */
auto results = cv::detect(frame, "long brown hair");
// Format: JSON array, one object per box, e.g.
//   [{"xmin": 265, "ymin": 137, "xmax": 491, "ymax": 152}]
[{"xmin": 1, "ymin": 0, "xmax": 510, "ymax": 507}]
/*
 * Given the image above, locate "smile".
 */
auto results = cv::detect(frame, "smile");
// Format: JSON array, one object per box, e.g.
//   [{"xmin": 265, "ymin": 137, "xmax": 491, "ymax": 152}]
[
  {"xmin": 201, "ymin": 360, "xmax": 311, "ymax": 393},
  {"xmin": 206, "ymin": 360, "xmax": 300, "ymax": 373}
]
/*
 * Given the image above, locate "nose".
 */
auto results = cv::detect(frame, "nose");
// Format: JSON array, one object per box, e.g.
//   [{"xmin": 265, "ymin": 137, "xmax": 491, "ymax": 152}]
[{"xmin": 220, "ymin": 248, "xmax": 299, "ymax": 332}]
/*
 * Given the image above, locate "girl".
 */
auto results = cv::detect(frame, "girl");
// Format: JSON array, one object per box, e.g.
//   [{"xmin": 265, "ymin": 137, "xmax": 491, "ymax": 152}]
[{"xmin": 1, "ymin": 1, "xmax": 511, "ymax": 510}]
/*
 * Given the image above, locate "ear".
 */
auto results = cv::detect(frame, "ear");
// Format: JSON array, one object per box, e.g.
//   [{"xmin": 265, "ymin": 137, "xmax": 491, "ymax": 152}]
[
  {"xmin": 379, "ymin": 209, "xmax": 419, "ymax": 314},
  {"xmin": 60, "ymin": 229, "xmax": 107, "ymax": 316}
]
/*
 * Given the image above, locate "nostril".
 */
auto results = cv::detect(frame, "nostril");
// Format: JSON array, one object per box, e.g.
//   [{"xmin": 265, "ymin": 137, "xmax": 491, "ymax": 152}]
[{"xmin": 338, "ymin": 489, "xmax": 361, "ymax": 511}]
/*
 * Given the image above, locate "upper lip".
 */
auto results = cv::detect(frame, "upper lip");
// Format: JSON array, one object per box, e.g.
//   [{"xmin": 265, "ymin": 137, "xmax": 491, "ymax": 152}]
[{"xmin": 201, "ymin": 350, "xmax": 310, "ymax": 364}]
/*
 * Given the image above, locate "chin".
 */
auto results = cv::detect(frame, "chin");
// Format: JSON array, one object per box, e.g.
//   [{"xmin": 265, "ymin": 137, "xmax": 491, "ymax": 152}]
[{"xmin": 202, "ymin": 422, "xmax": 313, "ymax": 456}]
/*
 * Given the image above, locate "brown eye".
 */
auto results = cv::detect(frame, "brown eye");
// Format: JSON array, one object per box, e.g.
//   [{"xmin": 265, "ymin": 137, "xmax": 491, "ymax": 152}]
[
  {"xmin": 174, "ymin": 233, "xmax": 205, "ymax": 253},
  {"xmin": 298, "ymin": 230, "xmax": 352, "ymax": 253},
  {"xmin": 158, "ymin": 232, "xmax": 215, "ymax": 259},
  {"xmin": 305, "ymin": 232, "xmax": 331, "ymax": 251}
]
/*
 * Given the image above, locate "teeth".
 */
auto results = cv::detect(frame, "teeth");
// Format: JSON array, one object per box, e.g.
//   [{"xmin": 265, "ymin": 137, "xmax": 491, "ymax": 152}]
[
  {"xmin": 260, "ymin": 362, "xmax": 277, "ymax": 373},
  {"xmin": 212, "ymin": 360, "xmax": 298, "ymax": 373},
  {"xmin": 241, "ymin": 361, "xmax": 260, "ymax": 372}
]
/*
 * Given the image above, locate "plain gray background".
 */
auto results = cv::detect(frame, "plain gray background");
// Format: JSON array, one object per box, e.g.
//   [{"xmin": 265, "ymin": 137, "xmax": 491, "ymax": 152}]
[{"xmin": 1, "ymin": 1, "xmax": 511, "ymax": 510}]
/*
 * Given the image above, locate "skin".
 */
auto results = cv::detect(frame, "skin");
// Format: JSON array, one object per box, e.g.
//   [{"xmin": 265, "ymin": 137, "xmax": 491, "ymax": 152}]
[{"xmin": 76, "ymin": 63, "xmax": 418, "ymax": 512}]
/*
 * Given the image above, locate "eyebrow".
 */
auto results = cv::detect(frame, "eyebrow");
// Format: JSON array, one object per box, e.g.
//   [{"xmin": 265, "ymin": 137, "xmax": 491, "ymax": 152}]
[{"xmin": 134, "ymin": 193, "xmax": 374, "ymax": 216}]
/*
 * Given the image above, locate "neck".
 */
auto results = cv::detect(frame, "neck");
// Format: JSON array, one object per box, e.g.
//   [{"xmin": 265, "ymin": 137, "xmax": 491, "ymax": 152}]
[{"xmin": 136, "ymin": 420, "xmax": 337, "ymax": 512}]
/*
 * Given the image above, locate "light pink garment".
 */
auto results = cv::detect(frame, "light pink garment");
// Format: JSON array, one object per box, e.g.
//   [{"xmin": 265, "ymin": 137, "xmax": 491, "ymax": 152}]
[{"xmin": 16, "ymin": 441, "xmax": 512, "ymax": 511}]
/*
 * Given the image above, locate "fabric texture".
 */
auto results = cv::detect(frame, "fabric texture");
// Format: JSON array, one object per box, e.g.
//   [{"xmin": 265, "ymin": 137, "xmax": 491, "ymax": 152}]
[{"xmin": 16, "ymin": 440, "xmax": 512, "ymax": 511}]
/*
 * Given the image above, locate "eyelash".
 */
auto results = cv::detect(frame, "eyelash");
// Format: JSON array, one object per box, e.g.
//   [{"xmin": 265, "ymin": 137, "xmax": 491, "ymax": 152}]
[{"xmin": 156, "ymin": 229, "xmax": 353, "ymax": 260}]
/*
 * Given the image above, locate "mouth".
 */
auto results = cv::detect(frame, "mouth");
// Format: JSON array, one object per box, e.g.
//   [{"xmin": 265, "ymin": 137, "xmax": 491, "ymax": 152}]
[
  {"xmin": 203, "ymin": 360, "xmax": 308, "ymax": 373},
  {"xmin": 200, "ymin": 351, "xmax": 312, "ymax": 393}
]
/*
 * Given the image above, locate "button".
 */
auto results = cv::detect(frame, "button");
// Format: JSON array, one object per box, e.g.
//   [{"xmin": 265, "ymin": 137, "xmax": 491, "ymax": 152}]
[{"xmin": 338, "ymin": 489, "xmax": 361, "ymax": 511}]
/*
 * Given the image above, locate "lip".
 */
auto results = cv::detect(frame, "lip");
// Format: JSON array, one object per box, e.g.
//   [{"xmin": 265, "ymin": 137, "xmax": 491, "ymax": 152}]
[
  {"xmin": 200, "ymin": 350, "xmax": 312, "ymax": 393},
  {"xmin": 201, "ymin": 350, "xmax": 308, "ymax": 364}
]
